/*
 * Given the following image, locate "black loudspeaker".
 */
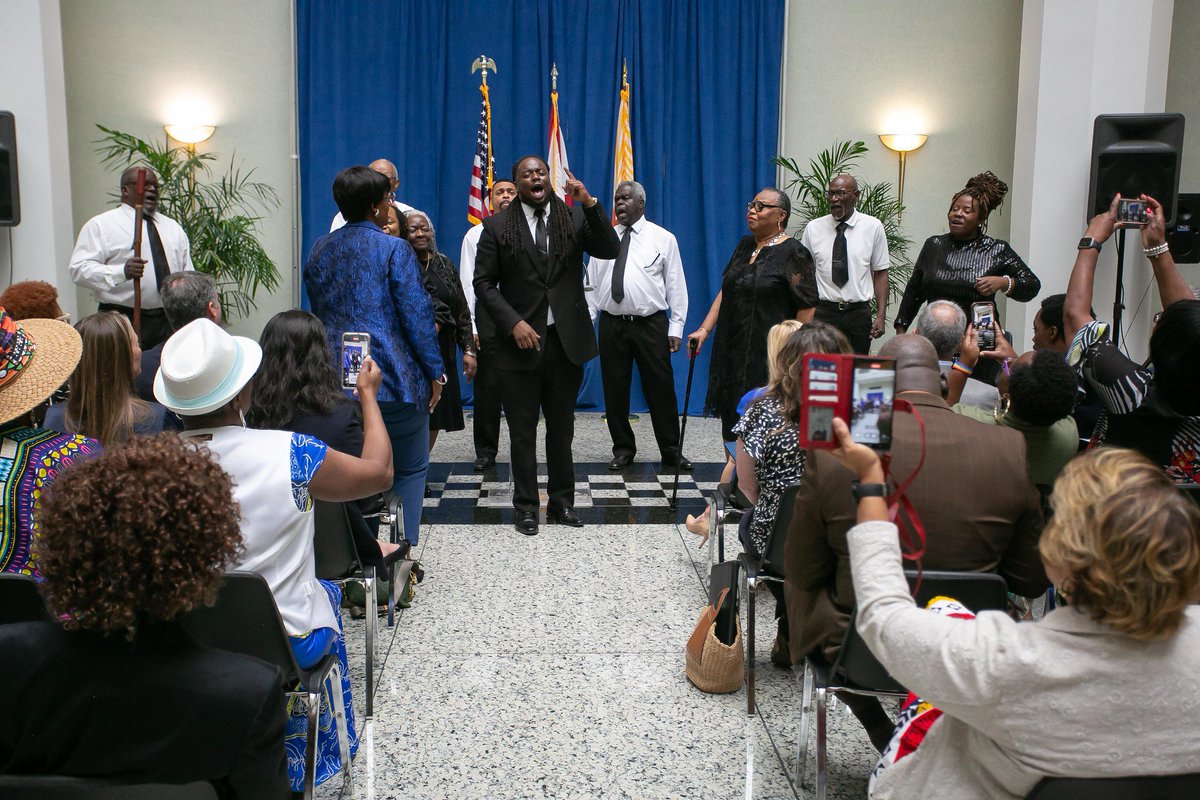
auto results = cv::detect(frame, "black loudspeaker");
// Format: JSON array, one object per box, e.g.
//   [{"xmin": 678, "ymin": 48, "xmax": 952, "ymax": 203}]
[
  {"xmin": 1087, "ymin": 113, "xmax": 1184, "ymax": 225},
  {"xmin": 0, "ymin": 112, "xmax": 18, "ymax": 227},
  {"xmin": 1167, "ymin": 193, "xmax": 1200, "ymax": 264}
]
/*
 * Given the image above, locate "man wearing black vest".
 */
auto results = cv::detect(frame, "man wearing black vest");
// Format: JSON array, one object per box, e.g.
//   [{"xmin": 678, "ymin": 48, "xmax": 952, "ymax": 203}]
[{"xmin": 474, "ymin": 156, "xmax": 620, "ymax": 535}]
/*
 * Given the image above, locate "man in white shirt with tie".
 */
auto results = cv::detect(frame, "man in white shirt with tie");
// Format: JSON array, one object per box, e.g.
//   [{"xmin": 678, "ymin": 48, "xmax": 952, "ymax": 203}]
[
  {"xmin": 328, "ymin": 158, "xmax": 414, "ymax": 231},
  {"xmin": 69, "ymin": 167, "xmax": 194, "ymax": 349},
  {"xmin": 801, "ymin": 173, "xmax": 890, "ymax": 354},
  {"xmin": 588, "ymin": 180, "xmax": 690, "ymax": 471}
]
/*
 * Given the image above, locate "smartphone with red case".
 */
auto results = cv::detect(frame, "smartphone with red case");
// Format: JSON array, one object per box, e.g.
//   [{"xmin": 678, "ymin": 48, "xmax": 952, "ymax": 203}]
[{"xmin": 798, "ymin": 353, "xmax": 897, "ymax": 451}]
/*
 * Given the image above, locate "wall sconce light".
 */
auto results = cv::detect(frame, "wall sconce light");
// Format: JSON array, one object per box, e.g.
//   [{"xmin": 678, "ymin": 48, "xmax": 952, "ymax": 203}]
[
  {"xmin": 164, "ymin": 124, "xmax": 217, "ymax": 153},
  {"xmin": 878, "ymin": 133, "xmax": 928, "ymax": 220}
]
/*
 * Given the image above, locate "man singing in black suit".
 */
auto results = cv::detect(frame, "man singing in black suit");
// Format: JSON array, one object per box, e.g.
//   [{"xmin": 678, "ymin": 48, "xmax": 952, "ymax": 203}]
[{"xmin": 475, "ymin": 156, "xmax": 620, "ymax": 535}]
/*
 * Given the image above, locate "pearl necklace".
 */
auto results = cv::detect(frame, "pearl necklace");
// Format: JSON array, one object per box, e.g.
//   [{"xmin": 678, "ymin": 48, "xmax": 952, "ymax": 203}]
[{"xmin": 751, "ymin": 231, "xmax": 786, "ymax": 262}]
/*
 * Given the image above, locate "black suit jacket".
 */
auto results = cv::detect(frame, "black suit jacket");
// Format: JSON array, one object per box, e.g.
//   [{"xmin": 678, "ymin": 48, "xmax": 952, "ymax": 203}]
[
  {"xmin": 136, "ymin": 342, "xmax": 163, "ymax": 402},
  {"xmin": 474, "ymin": 200, "xmax": 620, "ymax": 369},
  {"xmin": 0, "ymin": 621, "xmax": 288, "ymax": 799}
]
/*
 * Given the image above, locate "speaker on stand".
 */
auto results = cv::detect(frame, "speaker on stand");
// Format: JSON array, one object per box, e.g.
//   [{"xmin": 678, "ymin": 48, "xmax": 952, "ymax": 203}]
[
  {"xmin": 1086, "ymin": 113, "xmax": 1185, "ymax": 348},
  {"xmin": 0, "ymin": 112, "xmax": 19, "ymax": 227},
  {"xmin": 1167, "ymin": 193, "xmax": 1200, "ymax": 265}
]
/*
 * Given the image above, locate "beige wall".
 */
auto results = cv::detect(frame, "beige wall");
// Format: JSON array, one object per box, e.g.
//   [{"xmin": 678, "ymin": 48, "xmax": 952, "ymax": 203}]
[
  {"xmin": 60, "ymin": 0, "xmax": 296, "ymax": 337},
  {"xmin": 780, "ymin": 0, "xmax": 1024, "ymax": 328},
  {"xmin": 1167, "ymin": 0, "xmax": 1200, "ymax": 192}
]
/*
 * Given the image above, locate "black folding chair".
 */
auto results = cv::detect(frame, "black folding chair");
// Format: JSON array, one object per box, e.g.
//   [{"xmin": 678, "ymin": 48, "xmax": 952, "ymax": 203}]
[
  {"xmin": 795, "ymin": 570, "xmax": 1009, "ymax": 799},
  {"xmin": 0, "ymin": 776, "xmax": 217, "ymax": 799},
  {"xmin": 0, "ymin": 573, "xmax": 48, "ymax": 624},
  {"xmin": 1027, "ymin": 773, "xmax": 1200, "ymax": 799},
  {"xmin": 314, "ymin": 500, "xmax": 378, "ymax": 719},
  {"xmin": 180, "ymin": 572, "xmax": 352, "ymax": 800},
  {"xmin": 738, "ymin": 484, "xmax": 799, "ymax": 715}
]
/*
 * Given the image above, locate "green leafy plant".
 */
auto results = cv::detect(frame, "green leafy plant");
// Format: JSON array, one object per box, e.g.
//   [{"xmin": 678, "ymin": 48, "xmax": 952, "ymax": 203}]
[
  {"xmin": 94, "ymin": 125, "xmax": 281, "ymax": 320},
  {"xmin": 773, "ymin": 140, "xmax": 914, "ymax": 309}
]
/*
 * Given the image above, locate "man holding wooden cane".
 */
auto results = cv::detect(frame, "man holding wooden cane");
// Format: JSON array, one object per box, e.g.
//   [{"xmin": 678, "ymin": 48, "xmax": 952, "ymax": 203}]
[{"xmin": 70, "ymin": 167, "xmax": 194, "ymax": 348}]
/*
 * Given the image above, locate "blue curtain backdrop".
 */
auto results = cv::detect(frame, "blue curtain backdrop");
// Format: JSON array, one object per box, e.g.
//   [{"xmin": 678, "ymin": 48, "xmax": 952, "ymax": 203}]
[{"xmin": 297, "ymin": 0, "xmax": 784, "ymax": 415}]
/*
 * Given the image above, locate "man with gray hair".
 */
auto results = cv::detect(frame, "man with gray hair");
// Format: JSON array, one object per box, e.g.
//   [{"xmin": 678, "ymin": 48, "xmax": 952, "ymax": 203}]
[
  {"xmin": 135, "ymin": 270, "xmax": 221, "ymax": 401},
  {"xmin": 587, "ymin": 180, "xmax": 691, "ymax": 471},
  {"xmin": 915, "ymin": 299, "xmax": 998, "ymax": 412}
]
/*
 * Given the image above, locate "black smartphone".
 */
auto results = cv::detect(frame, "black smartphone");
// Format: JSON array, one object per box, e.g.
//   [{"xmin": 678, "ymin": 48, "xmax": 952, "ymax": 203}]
[
  {"xmin": 341, "ymin": 332, "xmax": 371, "ymax": 389},
  {"xmin": 972, "ymin": 302, "xmax": 996, "ymax": 351}
]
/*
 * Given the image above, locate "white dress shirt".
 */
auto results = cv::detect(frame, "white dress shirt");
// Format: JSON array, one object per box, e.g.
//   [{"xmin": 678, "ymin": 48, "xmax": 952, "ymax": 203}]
[
  {"xmin": 329, "ymin": 199, "xmax": 415, "ymax": 232},
  {"xmin": 521, "ymin": 201, "xmax": 555, "ymax": 326},
  {"xmin": 587, "ymin": 217, "xmax": 688, "ymax": 338},
  {"xmin": 800, "ymin": 210, "xmax": 889, "ymax": 304},
  {"xmin": 69, "ymin": 204, "xmax": 194, "ymax": 309},
  {"xmin": 459, "ymin": 223, "xmax": 484, "ymax": 336}
]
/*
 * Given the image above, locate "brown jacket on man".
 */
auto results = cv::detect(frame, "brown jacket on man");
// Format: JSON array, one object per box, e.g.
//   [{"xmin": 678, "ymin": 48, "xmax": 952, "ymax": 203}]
[{"xmin": 785, "ymin": 391, "xmax": 1048, "ymax": 664}]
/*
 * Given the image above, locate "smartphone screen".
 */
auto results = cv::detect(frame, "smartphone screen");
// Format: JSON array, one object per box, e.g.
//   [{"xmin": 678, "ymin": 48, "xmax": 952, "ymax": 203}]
[
  {"xmin": 972, "ymin": 302, "xmax": 996, "ymax": 351},
  {"xmin": 850, "ymin": 357, "xmax": 895, "ymax": 450},
  {"xmin": 1117, "ymin": 198, "xmax": 1147, "ymax": 226},
  {"xmin": 341, "ymin": 333, "xmax": 371, "ymax": 388}
]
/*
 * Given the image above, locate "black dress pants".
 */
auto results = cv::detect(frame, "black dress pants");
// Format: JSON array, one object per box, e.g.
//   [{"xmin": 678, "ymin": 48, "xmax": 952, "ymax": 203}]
[
  {"xmin": 498, "ymin": 326, "xmax": 582, "ymax": 512},
  {"xmin": 598, "ymin": 311, "xmax": 681, "ymax": 461},
  {"xmin": 472, "ymin": 336, "xmax": 503, "ymax": 460},
  {"xmin": 814, "ymin": 302, "xmax": 873, "ymax": 355}
]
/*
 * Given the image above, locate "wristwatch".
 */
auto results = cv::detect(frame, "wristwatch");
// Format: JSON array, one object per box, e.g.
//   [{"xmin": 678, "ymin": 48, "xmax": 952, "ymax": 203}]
[
  {"xmin": 851, "ymin": 481, "xmax": 887, "ymax": 502},
  {"xmin": 1077, "ymin": 237, "xmax": 1102, "ymax": 252}
]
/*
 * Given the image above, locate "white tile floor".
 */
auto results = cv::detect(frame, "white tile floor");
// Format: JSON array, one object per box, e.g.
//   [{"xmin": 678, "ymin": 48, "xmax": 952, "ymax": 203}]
[{"xmin": 319, "ymin": 413, "xmax": 882, "ymax": 799}]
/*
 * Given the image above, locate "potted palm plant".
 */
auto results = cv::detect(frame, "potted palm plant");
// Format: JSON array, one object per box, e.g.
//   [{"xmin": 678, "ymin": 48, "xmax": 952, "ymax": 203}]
[
  {"xmin": 773, "ymin": 140, "xmax": 913, "ymax": 309},
  {"xmin": 94, "ymin": 125, "xmax": 281, "ymax": 320}
]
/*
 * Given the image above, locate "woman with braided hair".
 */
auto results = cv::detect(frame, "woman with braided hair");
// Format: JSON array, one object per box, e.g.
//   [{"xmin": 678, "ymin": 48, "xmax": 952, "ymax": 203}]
[{"xmin": 895, "ymin": 171, "xmax": 1041, "ymax": 334}]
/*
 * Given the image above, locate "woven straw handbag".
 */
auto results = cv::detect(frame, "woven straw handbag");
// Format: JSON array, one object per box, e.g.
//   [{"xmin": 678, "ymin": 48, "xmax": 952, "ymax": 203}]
[{"xmin": 685, "ymin": 587, "xmax": 744, "ymax": 693}]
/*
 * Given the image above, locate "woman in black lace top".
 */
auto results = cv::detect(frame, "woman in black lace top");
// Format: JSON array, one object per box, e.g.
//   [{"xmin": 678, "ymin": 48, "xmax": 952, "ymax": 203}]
[
  {"xmin": 688, "ymin": 188, "xmax": 818, "ymax": 442},
  {"xmin": 894, "ymin": 172, "xmax": 1040, "ymax": 333},
  {"xmin": 404, "ymin": 211, "xmax": 476, "ymax": 450}
]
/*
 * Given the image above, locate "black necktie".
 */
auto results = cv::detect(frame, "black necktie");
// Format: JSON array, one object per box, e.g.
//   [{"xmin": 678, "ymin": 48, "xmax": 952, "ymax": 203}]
[
  {"xmin": 832, "ymin": 221, "xmax": 849, "ymax": 288},
  {"xmin": 612, "ymin": 228, "xmax": 631, "ymax": 304},
  {"xmin": 145, "ymin": 216, "xmax": 171, "ymax": 290},
  {"xmin": 534, "ymin": 206, "xmax": 547, "ymax": 257}
]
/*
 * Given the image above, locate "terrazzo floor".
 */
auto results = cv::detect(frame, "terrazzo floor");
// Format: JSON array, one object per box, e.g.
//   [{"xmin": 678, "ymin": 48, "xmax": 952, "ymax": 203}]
[{"xmin": 319, "ymin": 412, "xmax": 883, "ymax": 799}]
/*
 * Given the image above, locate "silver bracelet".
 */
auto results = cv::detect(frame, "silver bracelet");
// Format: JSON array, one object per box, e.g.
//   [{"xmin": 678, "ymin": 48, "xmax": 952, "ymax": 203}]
[
  {"xmin": 1144, "ymin": 242, "xmax": 1170, "ymax": 258},
  {"xmin": 1005, "ymin": 275, "xmax": 1014, "ymax": 293}
]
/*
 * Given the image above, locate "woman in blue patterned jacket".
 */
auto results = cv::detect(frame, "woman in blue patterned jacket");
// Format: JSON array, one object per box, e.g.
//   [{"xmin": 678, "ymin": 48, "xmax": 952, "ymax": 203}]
[{"xmin": 304, "ymin": 166, "xmax": 445, "ymax": 550}]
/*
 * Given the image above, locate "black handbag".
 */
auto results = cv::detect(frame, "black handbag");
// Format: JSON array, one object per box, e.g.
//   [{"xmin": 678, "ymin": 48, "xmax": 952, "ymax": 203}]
[{"xmin": 708, "ymin": 560, "xmax": 740, "ymax": 646}]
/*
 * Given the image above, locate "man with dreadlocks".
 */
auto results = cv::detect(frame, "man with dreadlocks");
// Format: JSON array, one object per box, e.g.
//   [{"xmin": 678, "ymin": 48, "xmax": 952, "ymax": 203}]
[{"xmin": 474, "ymin": 155, "xmax": 621, "ymax": 535}]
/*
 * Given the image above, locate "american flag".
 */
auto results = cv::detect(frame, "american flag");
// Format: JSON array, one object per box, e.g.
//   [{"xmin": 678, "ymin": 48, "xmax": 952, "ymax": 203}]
[{"xmin": 467, "ymin": 84, "xmax": 493, "ymax": 224}]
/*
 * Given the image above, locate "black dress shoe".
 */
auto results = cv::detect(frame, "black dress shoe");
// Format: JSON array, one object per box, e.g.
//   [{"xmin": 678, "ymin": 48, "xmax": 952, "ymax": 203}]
[
  {"xmin": 515, "ymin": 510, "xmax": 538, "ymax": 535},
  {"xmin": 608, "ymin": 454, "xmax": 634, "ymax": 470},
  {"xmin": 473, "ymin": 456, "xmax": 495, "ymax": 472},
  {"xmin": 546, "ymin": 504, "xmax": 584, "ymax": 527},
  {"xmin": 662, "ymin": 455, "xmax": 694, "ymax": 472}
]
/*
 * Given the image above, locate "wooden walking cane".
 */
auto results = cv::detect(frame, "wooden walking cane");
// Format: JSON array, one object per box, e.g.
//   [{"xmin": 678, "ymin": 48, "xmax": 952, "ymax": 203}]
[
  {"xmin": 669, "ymin": 337, "xmax": 701, "ymax": 511},
  {"xmin": 130, "ymin": 168, "xmax": 147, "ymax": 338}
]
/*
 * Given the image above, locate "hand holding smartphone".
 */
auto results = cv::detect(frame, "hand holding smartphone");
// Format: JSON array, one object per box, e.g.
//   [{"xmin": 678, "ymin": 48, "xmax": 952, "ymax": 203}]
[
  {"xmin": 971, "ymin": 302, "xmax": 996, "ymax": 351},
  {"xmin": 341, "ymin": 332, "xmax": 371, "ymax": 389},
  {"xmin": 798, "ymin": 353, "xmax": 896, "ymax": 451},
  {"xmin": 1116, "ymin": 197, "xmax": 1148, "ymax": 227}
]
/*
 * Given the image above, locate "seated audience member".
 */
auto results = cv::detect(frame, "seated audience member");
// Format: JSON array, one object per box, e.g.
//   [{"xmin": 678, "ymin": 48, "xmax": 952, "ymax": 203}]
[
  {"xmin": 0, "ymin": 310, "xmax": 100, "ymax": 579},
  {"xmin": 248, "ymin": 309, "xmax": 403, "ymax": 573},
  {"xmin": 0, "ymin": 281, "xmax": 67, "ymax": 321},
  {"xmin": 913, "ymin": 299, "xmax": 998, "ymax": 411},
  {"xmin": 43, "ymin": 312, "xmax": 170, "ymax": 444},
  {"xmin": 685, "ymin": 319, "xmax": 804, "ymax": 541},
  {"xmin": 734, "ymin": 322, "xmax": 851, "ymax": 667},
  {"xmin": 135, "ymin": 270, "xmax": 221, "ymax": 402},
  {"xmin": 0, "ymin": 435, "xmax": 288, "ymax": 798},
  {"xmin": 948, "ymin": 326, "xmax": 1078, "ymax": 489},
  {"xmin": 156, "ymin": 318, "xmax": 393, "ymax": 790},
  {"xmin": 1033, "ymin": 292, "xmax": 1102, "ymax": 449},
  {"xmin": 1065, "ymin": 195, "xmax": 1200, "ymax": 482},
  {"xmin": 828, "ymin": 426, "xmax": 1200, "ymax": 798},
  {"xmin": 784, "ymin": 334, "xmax": 1046, "ymax": 750}
]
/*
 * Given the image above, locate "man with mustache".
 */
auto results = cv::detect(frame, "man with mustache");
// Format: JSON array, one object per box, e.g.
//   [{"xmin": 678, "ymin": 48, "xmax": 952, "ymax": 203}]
[
  {"xmin": 801, "ymin": 173, "xmax": 890, "ymax": 354},
  {"xmin": 474, "ymin": 156, "xmax": 620, "ymax": 535}
]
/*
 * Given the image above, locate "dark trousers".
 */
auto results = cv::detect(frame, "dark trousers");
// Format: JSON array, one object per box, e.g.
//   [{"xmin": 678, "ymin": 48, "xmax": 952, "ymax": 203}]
[
  {"xmin": 99, "ymin": 303, "xmax": 172, "ymax": 350},
  {"xmin": 472, "ymin": 336, "xmax": 503, "ymax": 460},
  {"xmin": 498, "ymin": 327, "xmax": 582, "ymax": 512},
  {"xmin": 598, "ymin": 311, "xmax": 681, "ymax": 461},
  {"xmin": 814, "ymin": 301, "xmax": 872, "ymax": 355}
]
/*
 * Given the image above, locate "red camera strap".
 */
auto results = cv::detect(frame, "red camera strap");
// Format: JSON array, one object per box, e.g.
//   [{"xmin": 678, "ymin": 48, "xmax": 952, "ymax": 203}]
[{"xmin": 880, "ymin": 397, "xmax": 928, "ymax": 593}]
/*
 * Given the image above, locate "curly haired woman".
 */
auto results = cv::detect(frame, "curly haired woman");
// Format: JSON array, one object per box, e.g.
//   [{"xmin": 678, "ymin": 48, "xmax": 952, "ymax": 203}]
[{"xmin": 0, "ymin": 435, "xmax": 289, "ymax": 798}]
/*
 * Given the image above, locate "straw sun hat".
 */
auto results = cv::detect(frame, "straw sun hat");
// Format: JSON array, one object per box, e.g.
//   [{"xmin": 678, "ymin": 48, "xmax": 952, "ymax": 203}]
[
  {"xmin": 154, "ymin": 318, "xmax": 262, "ymax": 416},
  {"xmin": 0, "ymin": 309, "xmax": 82, "ymax": 425}
]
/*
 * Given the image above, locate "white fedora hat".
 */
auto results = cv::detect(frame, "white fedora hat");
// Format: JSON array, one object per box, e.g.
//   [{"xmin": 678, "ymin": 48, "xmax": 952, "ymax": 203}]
[{"xmin": 154, "ymin": 318, "xmax": 262, "ymax": 416}]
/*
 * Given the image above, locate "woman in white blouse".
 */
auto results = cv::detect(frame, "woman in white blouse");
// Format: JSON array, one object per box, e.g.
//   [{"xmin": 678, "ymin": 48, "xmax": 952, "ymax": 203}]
[{"xmin": 826, "ymin": 417, "xmax": 1200, "ymax": 800}]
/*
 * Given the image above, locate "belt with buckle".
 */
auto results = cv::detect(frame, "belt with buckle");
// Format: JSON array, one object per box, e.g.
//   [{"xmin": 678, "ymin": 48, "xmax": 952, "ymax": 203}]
[{"xmin": 817, "ymin": 299, "xmax": 870, "ymax": 312}]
